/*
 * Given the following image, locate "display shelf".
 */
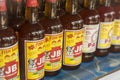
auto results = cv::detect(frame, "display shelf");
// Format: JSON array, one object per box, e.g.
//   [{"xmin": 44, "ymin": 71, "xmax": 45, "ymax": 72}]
[{"xmin": 45, "ymin": 53, "xmax": 120, "ymax": 80}]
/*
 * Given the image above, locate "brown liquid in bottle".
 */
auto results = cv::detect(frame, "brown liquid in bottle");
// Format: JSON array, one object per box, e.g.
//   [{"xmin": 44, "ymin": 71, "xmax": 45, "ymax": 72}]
[
  {"xmin": 0, "ymin": 0, "xmax": 20, "ymax": 79},
  {"xmin": 40, "ymin": 0, "xmax": 63, "ymax": 76},
  {"xmin": 60, "ymin": 0, "xmax": 83, "ymax": 70},
  {"xmin": 110, "ymin": 0, "xmax": 120, "ymax": 53},
  {"xmin": 79, "ymin": 0, "xmax": 100, "ymax": 62},
  {"xmin": 9, "ymin": 0, "xmax": 25, "ymax": 36},
  {"xmin": 95, "ymin": 0, "xmax": 114, "ymax": 56},
  {"xmin": 19, "ymin": 0, "xmax": 45, "ymax": 80}
]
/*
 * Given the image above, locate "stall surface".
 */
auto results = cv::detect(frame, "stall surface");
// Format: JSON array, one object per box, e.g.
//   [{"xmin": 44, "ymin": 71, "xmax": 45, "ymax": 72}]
[{"xmin": 45, "ymin": 53, "xmax": 120, "ymax": 80}]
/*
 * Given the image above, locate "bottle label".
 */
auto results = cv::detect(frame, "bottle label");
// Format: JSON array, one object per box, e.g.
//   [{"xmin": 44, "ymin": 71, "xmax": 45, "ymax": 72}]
[
  {"xmin": 25, "ymin": 39, "xmax": 45, "ymax": 79},
  {"xmin": 0, "ymin": 42, "xmax": 20, "ymax": 80},
  {"xmin": 82, "ymin": 24, "xmax": 99, "ymax": 53},
  {"xmin": 0, "ymin": 0, "xmax": 6, "ymax": 12},
  {"xmin": 97, "ymin": 22, "xmax": 113, "ymax": 49},
  {"xmin": 111, "ymin": 19, "xmax": 120, "ymax": 45},
  {"xmin": 45, "ymin": 32, "xmax": 63, "ymax": 71},
  {"xmin": 63, "ymin": 29, "xmax": 83, "ymax": 66},
  {"xmin": 26, "ymin": 0, "xmax": 38, "ymax": 7}
]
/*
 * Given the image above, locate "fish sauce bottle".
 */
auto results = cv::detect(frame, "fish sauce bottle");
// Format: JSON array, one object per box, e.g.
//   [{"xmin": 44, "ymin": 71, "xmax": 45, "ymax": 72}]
[
  {"xmin": 110, "ymin": 0, "xmax": 120, "ymax": 53},
  {"xmin": 60, "ymin": 0, "xmax": 83, "ymax": 70},
  {"xmin": 19, "ymin": 0, "xmax": 45, "ymax": 79},
  {"xmin": 40, "ymin": 0, "xmax": 63, "ymax": 76},
  {"xmin": 0, "ymin": 0, "xmax": 20, "ymax": 80},
  {"xmin": 79, "ymin": 0, "xmax": 100, "ymax": 62},
  {"xmin": 95, "ymin": 0, "xmax": 114, "ymax": 56}
]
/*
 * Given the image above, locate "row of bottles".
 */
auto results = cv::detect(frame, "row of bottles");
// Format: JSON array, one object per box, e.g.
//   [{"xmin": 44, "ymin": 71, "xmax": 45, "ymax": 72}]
[{"xmin": 0, "ymin": 0, "xmax": 120, "ymax": 80}]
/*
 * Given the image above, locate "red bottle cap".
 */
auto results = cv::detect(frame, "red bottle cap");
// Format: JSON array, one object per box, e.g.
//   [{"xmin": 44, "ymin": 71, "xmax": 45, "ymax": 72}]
[
  {"xmin": 0, "ymin": 0, "xmax": 6, "ymax": 12},
  {"xmin": 26, "ymin": 0, "xmax": 38, "ymax": 7},
  {"xmin": 46, "ymin": 0, "xmax": 57, "ymax": 3}
]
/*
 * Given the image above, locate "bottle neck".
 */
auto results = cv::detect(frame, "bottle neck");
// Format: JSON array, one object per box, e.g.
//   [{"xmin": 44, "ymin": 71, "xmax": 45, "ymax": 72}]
[
  {"xmin": 25, "ymin": 7, "xmax": 38, "ymax": 24},
  {"xmin": 12, "ymin": 0, "xmax": 23, "ymax": 18},
  {"xmin": 99, "ymin": 0, "xmax": 111, "ymax": 7},
  {"xmin": 66, "ymin": 0, "xmax": 78, "ymax": 15},
  {"xmin": 0, "ymin": 11, "xmax": 8, "ymax": 29},
  {"xmin": 84, "ymin": 0, "xmax": 96, "ymax": 10},
  {"xmin": 25, "ymin": 0, "xmax": 39, "ymax": 24},
  {"xmin": 45, "ymin": 1, "xmax": 57, "ymax": 19},
  {"xmin": 38, "ymin": 0, "xmax": 45, "ymax": 12},
  {"xmin": 57, "ymin": 0, "xmax": 62, "ymax": 10},
  {"xmin": 114, "ymin": 0, "xmax": 120, "ymax": 4},
  {"xmin": 0, "ymin": 0, "xmax": 8, "ymax": 29}
]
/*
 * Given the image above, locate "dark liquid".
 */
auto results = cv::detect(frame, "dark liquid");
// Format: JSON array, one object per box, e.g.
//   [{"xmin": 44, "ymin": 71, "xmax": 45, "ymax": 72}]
[
  {"xmin": 40, "ymin": 17, "xmax": 62, "ymax": 76},
  {"xmin": 95, "ymin": 6, "xmax": 114, "ymax": 56},
  {"xmin": 8, "ymin": 0, "xmax": 25, "ymax": 39},
  {"xmin": 0, "ymin": 27, "xmax": 17, "ymax": 48},
  {"xmin": 19, "ymin": 21, "xmax": 44, "ymax": 80},
  {"xmin": 79, "ymin": 9, "xmax": 99, "ymax": 62},
  {"xmin": 110, "ymin": 3, "xmax": 120, "ymax": 53},
  {"xmin": 60, "ymin": 14, "xmax": 83, "ymax": 70}
]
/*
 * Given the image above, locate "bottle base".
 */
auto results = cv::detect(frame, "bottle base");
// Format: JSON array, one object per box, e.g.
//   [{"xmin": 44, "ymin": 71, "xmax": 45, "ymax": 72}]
[
  {"xmin": 62, "ymin": 64, "xmax": 80, "ymax": 70},
  {"xmin": 45, "ymin": 69, "xmax": 61, "ymax": 76},
  {"xmin": 110, "ymin": 45, "xmax": 120, "ymax": 53},
  {"xmin": 82, "ymin": 53, "xmax": 94, "ymax": 62},
  {"xmin": 95, "ymin": 49, "xmax": 109, "ymax": 57}
]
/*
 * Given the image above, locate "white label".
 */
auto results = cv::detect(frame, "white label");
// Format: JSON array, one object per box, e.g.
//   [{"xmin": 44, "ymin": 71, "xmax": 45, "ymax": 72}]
[{"xmin": 82, "ymin": 24, "xmax": 99, "ymax": 53}]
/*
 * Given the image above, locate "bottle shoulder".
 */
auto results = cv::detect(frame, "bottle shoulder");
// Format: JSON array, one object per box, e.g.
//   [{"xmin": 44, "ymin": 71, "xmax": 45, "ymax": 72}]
[
  {"xmin": 19, "ymin": 21, "xmax": 45, "ymax": 40},
  {"xmin": 59, "ymin": 13, "xmax": 83, "ymax": 30},
  {"xmin": 79, "ymin": 9, "xmax": 100, "ymax": 25},
  {"xmin": 40, "ymin": 17, "xmax": 63, "ymax": 34},
  {"xmin": 96, "ymin": 6, "xmax": 115, "ymax": 22},
  {"xmin": 0, "ymin": 27, "xmax": 17, "ymax": 47}
]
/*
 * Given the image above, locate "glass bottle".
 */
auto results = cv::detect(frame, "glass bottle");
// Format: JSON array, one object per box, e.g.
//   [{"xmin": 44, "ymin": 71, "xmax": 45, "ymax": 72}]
[
  {"xmin": 79, "ymin": 0, "xmax": 100, "ymax": 62},
  {"xmin": 110, "ymin": 0, "xmax": 120, "ymax": 53},
  {"xmin": 0, "ymin": 0, "xmax": 20, "ymax": 79},
  {"xmin": 19, "ymin": 0, "xmax": 45, "ymax": 79},
  {"xmin": 40, "ymin": 0, "xmax": 63, "ymax": 76},
  {"xmin": 38, "ymin": 0, "xmax": 45, "ymax": 20},
  {"xmin": 95, "ymin": 0, "xmax": 114, "ymax": 56},
  {"xmin": 56, "ymin": 0, "xmax": 65, "ymax": 17},
  {"xmin": 10, "ymin": 0, "xmax": 25, "ymax": 37},
  {"xmin": 60, "ymin": 0, "xmax": 83, "ymax": 70}
]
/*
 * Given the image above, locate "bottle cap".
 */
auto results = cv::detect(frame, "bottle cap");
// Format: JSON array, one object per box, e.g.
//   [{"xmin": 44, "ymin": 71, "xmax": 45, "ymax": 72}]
[
  {"xmin": 26, "ymin": 0, "xmax": 38, "ymax": 7},
  {"xmin": 0, "ymin": 0, "xmax": 6, "ymax": 12}
]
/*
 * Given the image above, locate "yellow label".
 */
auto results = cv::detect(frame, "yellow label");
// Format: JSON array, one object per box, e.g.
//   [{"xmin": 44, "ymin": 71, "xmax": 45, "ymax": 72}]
[
  {"xmin": 25, "ymin": 39, "xmax": 45, "ymax": 80},
  {"xmin": 63, "ymin": 29, "xmax": 83, "ymax": 66},
  {"xmin": 45, "ymin": 32, "xmax": 63, "ymax": 71},
  {"xmin": 0, "ymin": 42, "xmax": 20, "ymax": 80},
  {"xmin": 112, "ymin": 19, "xmax": 120, "ymax": 45},
  {"xmin": 98, "ymin": 22, "xmax": 113, "ymax": 49}
]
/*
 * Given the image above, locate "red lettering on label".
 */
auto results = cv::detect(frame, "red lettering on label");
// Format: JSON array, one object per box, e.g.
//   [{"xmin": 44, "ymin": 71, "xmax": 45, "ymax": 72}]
[
  {"xmin": 50, "ymin": 46, "xmax": 62, "ymax": 62},
  {"xmin": 4, "ymin": 60, "xmax": 18, "ymax": 79},
  {"xmin": 105, "ymin": 39, "xmax": 110, "ymax": 43},
  {"xmin": 36, "ymin": 53, "xmax": 44, "ymax": 70},
  {"xmin": 88, "ymin": 43, "xmax": 95, "ymax": 48},
  {"xmin": 74, "ymin": 42, "xmax": 82, "ymax": 57}
]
